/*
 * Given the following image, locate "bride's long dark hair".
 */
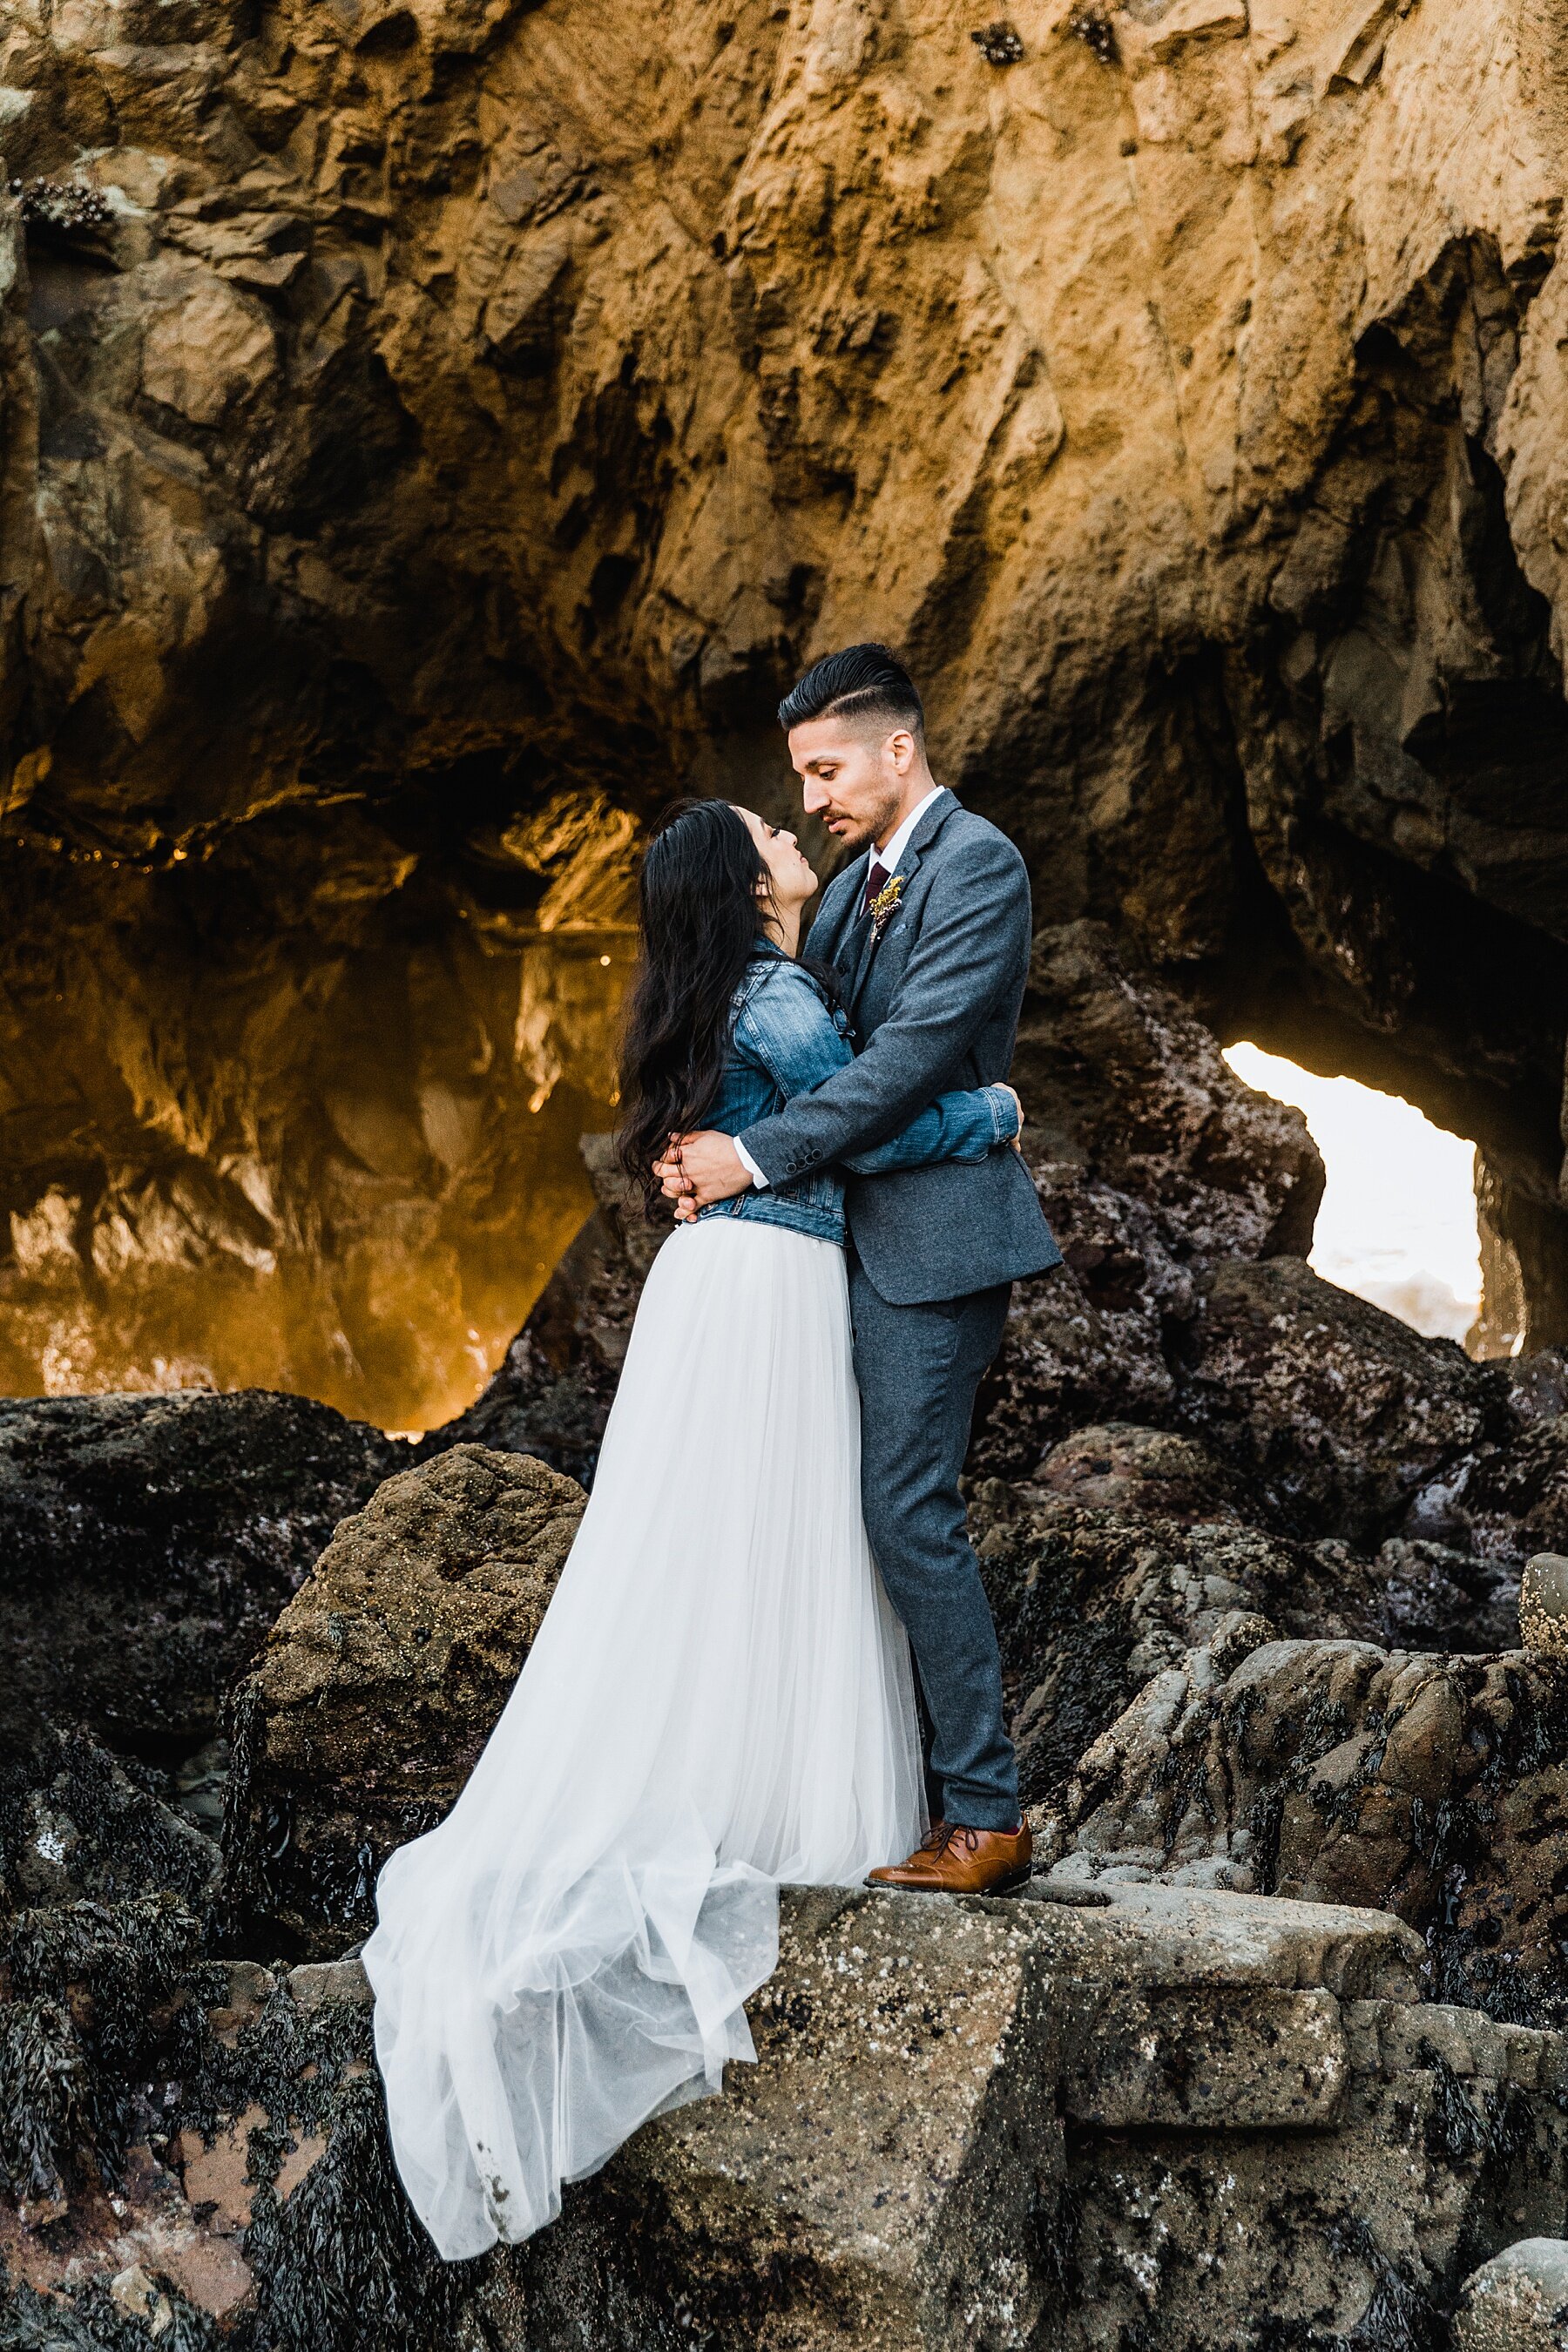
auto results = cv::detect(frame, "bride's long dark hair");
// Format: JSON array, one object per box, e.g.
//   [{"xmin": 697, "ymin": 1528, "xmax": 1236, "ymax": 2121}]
[
  {"xmin": 618, "ymin": 799, "xmax": 836, "ymax": 1216},
  {"xmin": 617, "ymin": 800, "xmax": 773, "ymax": 1213}
]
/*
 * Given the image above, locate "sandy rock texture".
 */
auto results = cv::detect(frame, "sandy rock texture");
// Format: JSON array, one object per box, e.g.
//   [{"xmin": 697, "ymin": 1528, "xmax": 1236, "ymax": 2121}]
[
  {"xmin": 220, "ymin": 1441, "xmax": 584, "ymax": 1956},
  {"xmin": 4, "ymin": 0, "xmax": 1568, "ymax": 1407}
]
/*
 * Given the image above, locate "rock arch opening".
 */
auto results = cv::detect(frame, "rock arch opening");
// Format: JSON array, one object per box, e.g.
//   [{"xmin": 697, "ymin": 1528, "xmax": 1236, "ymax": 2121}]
[{"xmin": 1222, "ymin": 1041, "xmax": 1484, "ymax": 1349}]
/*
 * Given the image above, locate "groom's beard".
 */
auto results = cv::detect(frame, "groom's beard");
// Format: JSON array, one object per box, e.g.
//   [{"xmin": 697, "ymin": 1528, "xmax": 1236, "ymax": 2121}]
[{"xmin": 821, "ymin": 806, "xmax": 896, "ymax": 855}]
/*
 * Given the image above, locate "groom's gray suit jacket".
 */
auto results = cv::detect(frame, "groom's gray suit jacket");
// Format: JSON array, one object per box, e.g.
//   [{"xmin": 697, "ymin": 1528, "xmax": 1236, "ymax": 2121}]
[{"xmin": 738, "ymin": 789, "xmax": 1064, "ymax": 1306}]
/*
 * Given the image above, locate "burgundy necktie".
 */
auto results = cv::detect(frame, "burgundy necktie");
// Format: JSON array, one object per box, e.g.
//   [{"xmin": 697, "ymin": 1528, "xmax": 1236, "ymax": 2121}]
[{"xmin": 862, "ymin": 858, "xmax": 890, "ymax": 917}]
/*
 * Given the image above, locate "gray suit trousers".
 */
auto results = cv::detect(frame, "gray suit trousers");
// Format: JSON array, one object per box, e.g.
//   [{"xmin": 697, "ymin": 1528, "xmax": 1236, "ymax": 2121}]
[{"xmin": 848, "ymin": 1254, "xmax": 1019, "ymax": 1831}]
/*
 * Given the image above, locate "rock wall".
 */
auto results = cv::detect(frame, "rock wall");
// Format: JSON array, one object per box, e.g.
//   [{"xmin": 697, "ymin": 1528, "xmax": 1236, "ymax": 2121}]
[{"xmin": 4, "ymin": 0, "xmax": 1568, "ymax": 1409}]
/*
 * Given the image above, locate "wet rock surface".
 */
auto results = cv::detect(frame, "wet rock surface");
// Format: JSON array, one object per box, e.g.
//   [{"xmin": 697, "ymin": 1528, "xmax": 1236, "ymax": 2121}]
[
  {"xmin": 1456, "ymin": 2239, "xmax": 1568, "ymax": 2350},
  {"xmin": 0, "ymin": 1921, "xmax": 531, "ymax": 2349},
  {"xmin": 220, "ymin": 1443, "xmax": 585, "ymax": 1958},
  {"xmin": 1168, "ymin": 1255, "xmax": 1517, "ymax": 1545},
  {"xmin": 13, "ymin": 1874, "xmax": 1568, "ymax": 2349},
  {"xmin": 0, "ymin": 1723, "xmax": 218, "ymax": 1918},
  {"xmin": 0, "ymin": 1390, "xmax": 397, "ymax": 1748},
  {"xmin": 1037, "ymin": 1625, "xmax": 1568, "ymax": 2033}
]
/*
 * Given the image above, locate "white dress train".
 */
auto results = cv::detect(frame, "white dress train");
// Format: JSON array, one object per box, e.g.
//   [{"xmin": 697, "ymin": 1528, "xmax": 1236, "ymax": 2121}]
[{"xmin": 362, "ymin": 1218, "xmax": 927, "ymax": 2259}]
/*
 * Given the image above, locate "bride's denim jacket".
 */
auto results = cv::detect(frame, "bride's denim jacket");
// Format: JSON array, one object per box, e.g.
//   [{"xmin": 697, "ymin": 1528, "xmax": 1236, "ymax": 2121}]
[{"xmin": 694, "ymin": 940, "xmax": 1020, "ymax": 1247}]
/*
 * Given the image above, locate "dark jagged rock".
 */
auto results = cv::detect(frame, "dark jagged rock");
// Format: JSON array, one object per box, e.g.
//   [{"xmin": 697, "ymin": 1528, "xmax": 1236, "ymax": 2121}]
[
  {"xmin": 1412, "ymin": 1412, "xmax": 1568, "ymax": 1565},
  {"xmin": 972, "ymin": 1462, "xmax": 1380, "ymax": 1812},
  {"xmin": 416, "ymin": 1134, "xmax": 671, "ymax": 1489},
  {"xmin": 970, "ymin": 922, "xmax": 1324, "ymax": 1480},
  {"xmin": 1037, "ymin": 1625, "xmax": 1568, "ymax": 2035},
  {"xmin": 976, "ymin": 1409, "xmax": 1528, "ymax": 1814},
  {"xmin": 0, "ymin": 1726, "xmax": 217, "ymax": 1917},
  {"xmin": 0, "ymin": 1391, "xmax": 398, "ymax": 1750},
  {"xmin": 0, "ymin": 1724, "xmax": 218, "ymax": 2254},
  {"xmin": 1010, "ymin": 922, "xmax": 1325, "ymax": 1265},
  {"xmin": 1168, "ymin": 1255, "xmax": 1519, "ymax": 1544},
  {"xmin": 220, "ymin": 1444, "xmax": 585, "ymax": 1959},
  {"xmin": 0, "ymin": 1935, "xmax": 532, "ymax": 2346}
]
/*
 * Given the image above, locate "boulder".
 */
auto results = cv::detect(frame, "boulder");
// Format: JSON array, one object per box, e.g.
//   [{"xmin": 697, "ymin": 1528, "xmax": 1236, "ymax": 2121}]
[
  {"xmin": 1015, "ymin": 1421, "xmax": 1247, "ymax": 1523},
  {"xmin": 529, "ymin": 1885, "xmax": 1066, "ymax": 2349},
  {"xmin": 220, "ymin": 1444, "xmax": 585, "ymax": 1957},
  {"xmin": 1036, "ymin": 1628, "xmax": 1568, "ymax": 2029},
  {"xmin": 0, "ymin": 1390, "xmax": 397, "ymax": 1747},
  {"xmin": 1412, "ymin": 1414, "xmax": 1568, "ymax": 1568},
  {"xmin": 1456, "ymin": 2240, "xmax": 1568, "ymax": 2350},
  {"xmin": 532, "ymin": 1883, "xmax": 1568, "ymax": 2349},
  {"xmin": 1169, "ymin": 1256, "xmax": 1517, "ymax": 1543}
]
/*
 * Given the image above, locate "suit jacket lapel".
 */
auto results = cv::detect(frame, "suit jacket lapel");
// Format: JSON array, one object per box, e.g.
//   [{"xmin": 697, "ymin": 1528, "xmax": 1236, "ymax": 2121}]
[
  {"xmin": 809, "ymin": 851, "xmax": 870, "ymax": 990},
  {"xmin": 844, "ymin": 888, "xmax": 881, "ymax": 1010}
]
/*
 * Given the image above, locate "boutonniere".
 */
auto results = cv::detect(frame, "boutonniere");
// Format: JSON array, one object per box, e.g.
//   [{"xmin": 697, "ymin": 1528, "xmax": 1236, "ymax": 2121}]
[{"xmin": 868, "ymin": 872, "xmax": 904, "ymax": 944}]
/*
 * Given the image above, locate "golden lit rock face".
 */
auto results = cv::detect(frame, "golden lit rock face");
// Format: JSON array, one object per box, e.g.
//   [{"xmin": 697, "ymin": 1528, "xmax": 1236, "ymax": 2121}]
[
  {"xmin": 0, "ymin": 789, "xmax": 638, "ymax": 1429},
  {"xmin": 4, "ymin": 0, "xmax": 1568, "ymax": 1410}
]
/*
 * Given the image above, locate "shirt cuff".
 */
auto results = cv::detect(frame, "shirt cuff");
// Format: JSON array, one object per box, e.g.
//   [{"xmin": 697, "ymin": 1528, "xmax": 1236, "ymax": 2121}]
[
  {"xmin": 984, "ymin": 1085, "xmax": 1020, "ymax": 1145},
  {"xmin": 733, "ymin": 1137, "xmax": 769, "ymax": 1189}
]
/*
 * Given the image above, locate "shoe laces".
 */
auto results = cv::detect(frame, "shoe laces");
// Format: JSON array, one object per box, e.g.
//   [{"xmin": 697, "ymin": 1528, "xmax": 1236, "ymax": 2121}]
[{"xmin": 918, "ymin": 1822, "xmax": 981, "ymax": 1859}]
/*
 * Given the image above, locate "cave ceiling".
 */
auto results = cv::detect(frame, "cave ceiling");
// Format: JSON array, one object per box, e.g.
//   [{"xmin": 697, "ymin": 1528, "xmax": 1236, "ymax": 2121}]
[{"xmin": 1, "ymin": 0, "xmax": 1567, "ymax": 1421}]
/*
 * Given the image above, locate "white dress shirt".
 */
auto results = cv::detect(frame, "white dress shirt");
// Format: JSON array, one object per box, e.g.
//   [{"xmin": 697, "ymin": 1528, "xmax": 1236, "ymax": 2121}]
[{"xmin": 734, "ymin": 787, "xmax": 949, "ymax": 1188}]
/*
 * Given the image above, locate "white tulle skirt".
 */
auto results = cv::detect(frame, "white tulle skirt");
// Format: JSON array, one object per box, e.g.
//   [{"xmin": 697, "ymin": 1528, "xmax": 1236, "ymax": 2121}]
[{"xmin": 362, "ymin": 1216, "xmax": 926, "ymax": 2260}]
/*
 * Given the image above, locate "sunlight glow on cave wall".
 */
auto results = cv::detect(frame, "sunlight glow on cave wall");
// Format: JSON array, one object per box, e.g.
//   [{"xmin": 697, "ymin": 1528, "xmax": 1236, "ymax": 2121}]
[{"xmin": 1223, "ymin": 1041, "xmax": 1483, "ymax": 1347}]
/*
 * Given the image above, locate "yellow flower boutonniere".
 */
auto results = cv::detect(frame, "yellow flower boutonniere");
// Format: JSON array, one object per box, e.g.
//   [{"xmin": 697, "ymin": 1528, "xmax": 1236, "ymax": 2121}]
[{"xmin": 868, "ymin": 872, "xmax": 904, "ymax": 944}]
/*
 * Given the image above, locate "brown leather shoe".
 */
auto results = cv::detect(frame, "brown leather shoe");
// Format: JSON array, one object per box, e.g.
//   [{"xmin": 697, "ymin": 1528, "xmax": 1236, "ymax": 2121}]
[{"xmin": 867, "ymin": 1819, "xmax": 1033, "ymax": 1896}]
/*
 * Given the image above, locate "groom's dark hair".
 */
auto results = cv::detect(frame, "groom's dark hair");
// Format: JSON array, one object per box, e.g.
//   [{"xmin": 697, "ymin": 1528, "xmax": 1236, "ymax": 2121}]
[{"xmin": 777, "ymin": 643, "xmax": 925, "ymax": 742}]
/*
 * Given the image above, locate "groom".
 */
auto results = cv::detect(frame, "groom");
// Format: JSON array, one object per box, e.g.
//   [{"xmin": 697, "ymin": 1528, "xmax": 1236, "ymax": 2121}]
[{"xmin": 656, "ymin": 645, "xmax": 1063, "ymax": 1896}]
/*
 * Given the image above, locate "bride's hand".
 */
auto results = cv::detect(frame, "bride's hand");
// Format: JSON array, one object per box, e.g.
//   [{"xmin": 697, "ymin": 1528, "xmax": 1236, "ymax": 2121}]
[
  {"xmin": 653, "ymin": 1130, "xmax": 750, "ymax": 1207},
  {"xmin": 997, "ymin": 1084, "xmax": 1024, "ymax": 1150},
  {"xmin": 654, "ymin": 1134, "xmax": 695, "ymax": 1221}
]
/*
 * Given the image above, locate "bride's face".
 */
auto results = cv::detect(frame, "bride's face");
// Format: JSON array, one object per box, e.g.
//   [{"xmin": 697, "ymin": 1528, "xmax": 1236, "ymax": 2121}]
[{"xmin": 736, "ymin": 806, "xmax": 817, "ymax": 914}]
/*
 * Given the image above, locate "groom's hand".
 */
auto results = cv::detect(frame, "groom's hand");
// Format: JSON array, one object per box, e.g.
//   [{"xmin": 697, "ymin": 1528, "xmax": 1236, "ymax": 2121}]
[{"xmin": 653, "ymin": 1131, "xmax": 752, "ymax": 1209}]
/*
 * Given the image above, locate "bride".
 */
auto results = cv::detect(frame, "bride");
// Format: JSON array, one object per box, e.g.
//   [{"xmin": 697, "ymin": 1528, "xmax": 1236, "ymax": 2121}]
[{"xmin": 362, "ymin": 795, "xmax": 1025, "ymax": 2258}]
